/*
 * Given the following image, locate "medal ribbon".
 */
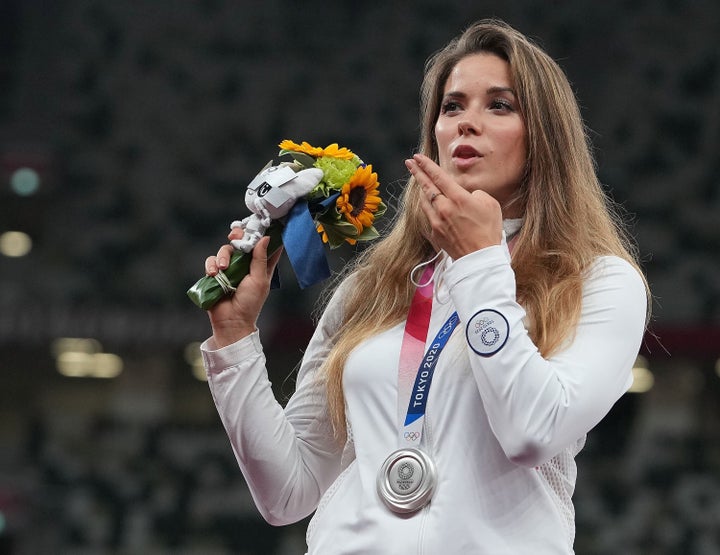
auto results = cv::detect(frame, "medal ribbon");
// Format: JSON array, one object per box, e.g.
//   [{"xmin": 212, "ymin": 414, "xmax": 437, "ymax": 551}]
[
  {"xmin": 397, "ymin": 264, "xmax": 459, "ymax": 447},
  {"xmin": 396, "ymin": 226, "xmax": 519, "ymax": 447}
]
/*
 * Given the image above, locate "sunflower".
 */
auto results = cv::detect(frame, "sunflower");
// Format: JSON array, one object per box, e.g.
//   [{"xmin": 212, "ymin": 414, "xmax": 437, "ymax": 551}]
[
  {"xmin": 279, "ymin": 139, "xmax": 355, "ymax": 160},
  {"xmin": 336, "ymin": 164, "xmax": 381, "ymax": 233}
]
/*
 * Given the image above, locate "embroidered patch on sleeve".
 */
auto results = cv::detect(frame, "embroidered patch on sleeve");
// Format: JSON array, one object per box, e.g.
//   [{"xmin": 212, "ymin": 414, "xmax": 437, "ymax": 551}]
[{"xmin": 465, "ymin": 309, "xmax": 509, "ymax": 357}]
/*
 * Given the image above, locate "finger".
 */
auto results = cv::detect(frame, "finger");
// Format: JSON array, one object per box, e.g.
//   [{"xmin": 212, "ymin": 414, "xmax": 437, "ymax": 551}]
[
  {"xmin": 215, "ymin": 244, "xmax": 234, "ymax": 270},
  {"xmin": 404, "ymin": 157, "xmax": 436, "ymax": 199},
  {"xmin": 405, "ymin": 158, "xmax": 447, "ymax": 210},
  {"xmin": 228, "ymin": 227, "xmax": 245, "ymax": 242},
  {"xmin": 248, "ymin": 236, "xmax": 272, "ymax": 281},
  {"xmin": 410, "ymin": 153, "xmax": 467, "ymax": 201},
  {"xmin": 410, "ymin": 154, "xmax": 447, "ymax": 197},
  {"xmin": 429, "ymin": 191, "xmax": 446, "ymax": 205},
  {"xmin": 205, "ymin": 256, "xmax": 219, "ymax": 276},
  {"xmin": 415, "ymin": 173, "xmax": 446, "ymax": 233},
  {"xmin": 406, "ymin": 159, "xmax": 446, "ymax": 216}
]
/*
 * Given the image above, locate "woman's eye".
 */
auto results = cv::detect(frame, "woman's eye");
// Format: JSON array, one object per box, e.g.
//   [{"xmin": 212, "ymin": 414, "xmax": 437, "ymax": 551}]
[
  {"xmin": 490, "ymin": 99, "xmax": 514, "ymax": 112},
  {"xmin": 440, "ymin": 100, "xmax": 461, "ymax": 114}
]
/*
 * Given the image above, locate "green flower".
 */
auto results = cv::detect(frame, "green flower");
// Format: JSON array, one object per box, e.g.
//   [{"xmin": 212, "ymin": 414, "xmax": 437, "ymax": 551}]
[{"xmin": 310, "ymin": 156, "xmax": 362, "ymax": 198}]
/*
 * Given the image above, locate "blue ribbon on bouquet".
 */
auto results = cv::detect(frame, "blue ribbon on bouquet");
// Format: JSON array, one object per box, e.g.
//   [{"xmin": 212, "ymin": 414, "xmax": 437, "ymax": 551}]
[{"xmin": 278, "ymin": 194, "xmax": 339, "ymax": 289}]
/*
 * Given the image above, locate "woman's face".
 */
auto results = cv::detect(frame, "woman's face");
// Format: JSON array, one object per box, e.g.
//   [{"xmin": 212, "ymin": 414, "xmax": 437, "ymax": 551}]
[{"xmin": 434, "ymin": 53, "xmax": 527, "ymax": 216}]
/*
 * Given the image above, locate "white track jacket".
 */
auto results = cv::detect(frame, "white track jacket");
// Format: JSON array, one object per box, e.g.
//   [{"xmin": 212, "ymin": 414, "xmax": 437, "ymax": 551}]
[{"xmin": 201, "ymin": 237, "xmax": 647, "ymax": 554}]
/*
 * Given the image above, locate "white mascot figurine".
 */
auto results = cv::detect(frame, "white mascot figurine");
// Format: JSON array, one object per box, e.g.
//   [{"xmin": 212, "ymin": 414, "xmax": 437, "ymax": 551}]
[{"xmin": 230, "ymin": 164, "xmax": 323, "ymax": 253}]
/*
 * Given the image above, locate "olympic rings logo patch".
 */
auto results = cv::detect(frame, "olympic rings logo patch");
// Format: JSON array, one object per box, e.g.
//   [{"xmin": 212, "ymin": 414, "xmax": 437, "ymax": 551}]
[
  {"xmin": 466, "ymin": 309, "xmax": 509, "ymax": 357},
  {"xmin": 404, "ymin": 431, "xmax": 421, "ymax": 442}
]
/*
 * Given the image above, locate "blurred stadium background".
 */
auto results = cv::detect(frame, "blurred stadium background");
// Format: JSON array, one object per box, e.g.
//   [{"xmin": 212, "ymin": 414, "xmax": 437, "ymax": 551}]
[{"xmin": 0, "ymin": 1, "xmax": 718, "ymax": 553}]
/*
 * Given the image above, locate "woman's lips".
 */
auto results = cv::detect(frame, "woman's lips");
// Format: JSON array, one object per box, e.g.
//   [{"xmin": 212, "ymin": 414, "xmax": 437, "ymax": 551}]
[
  {"xmin": 452, "ymin": 145, "xmax": 482, "ymax": 168},
  {"xmin": 453, "ymin": 145, "xmax": 481, "ymax": 158}
]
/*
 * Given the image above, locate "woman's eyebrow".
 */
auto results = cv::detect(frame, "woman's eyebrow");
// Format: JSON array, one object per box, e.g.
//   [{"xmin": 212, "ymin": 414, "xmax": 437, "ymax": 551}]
[
  {"xmin": 443, "ymin": 86, "xmax": 516, "ymax": 98},
  {"xmin": 486, "ymin": 86, "xmax": 516, "ymax": 96}
]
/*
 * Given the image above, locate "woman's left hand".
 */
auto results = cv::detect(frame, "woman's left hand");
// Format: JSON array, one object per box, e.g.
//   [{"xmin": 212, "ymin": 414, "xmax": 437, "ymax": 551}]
[{"xmin": 405, "ymin": 153, "xmax": 503, "ymax": 259}]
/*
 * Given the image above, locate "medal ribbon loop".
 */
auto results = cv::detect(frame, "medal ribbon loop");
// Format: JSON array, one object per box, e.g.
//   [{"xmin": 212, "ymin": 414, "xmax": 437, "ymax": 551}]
[{"xmin": 397, "ymin": 264, "xmax": 459, "ymax": 447}]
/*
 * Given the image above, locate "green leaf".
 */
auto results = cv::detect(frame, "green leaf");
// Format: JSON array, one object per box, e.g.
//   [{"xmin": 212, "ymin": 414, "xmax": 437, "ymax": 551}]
[
  {"xmin": 279, "ymin": 150, "xmax": 316, "ymax": 168},
  {"xmin": 329, "ymin": 219, "xmax": 360, "ymax": 234},
  {"xmin": 319, "ymin": 223, "xmax": 348, "ymax": 249},
  {"xmin": 374, "ymin": 201, "xmax": 387, "ymax": 218},
  {"xmin": 355, "ymin": 226, "xmax": 380, "ymax": 241}
]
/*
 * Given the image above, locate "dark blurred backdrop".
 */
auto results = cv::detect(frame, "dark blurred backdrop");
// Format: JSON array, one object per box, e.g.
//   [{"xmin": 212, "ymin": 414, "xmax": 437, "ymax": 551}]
[{"xmin": 1, "ymin": 1, "xmax": 719, "ymax": 554}]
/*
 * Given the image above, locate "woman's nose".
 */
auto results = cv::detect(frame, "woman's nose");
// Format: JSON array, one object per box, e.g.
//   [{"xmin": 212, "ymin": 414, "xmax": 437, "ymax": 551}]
[{"xmin": 458, "ymin": 116, "xmax": 481, "ymax": 135}]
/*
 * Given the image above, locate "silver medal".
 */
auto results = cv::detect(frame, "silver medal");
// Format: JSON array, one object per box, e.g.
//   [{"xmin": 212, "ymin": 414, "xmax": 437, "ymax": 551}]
[{"xmin": 376, "ymin": 448, "xmax": 437, "ymax": 513}]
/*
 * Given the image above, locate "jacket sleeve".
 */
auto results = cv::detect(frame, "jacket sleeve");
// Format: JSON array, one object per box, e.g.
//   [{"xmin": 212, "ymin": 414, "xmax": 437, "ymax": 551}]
[
  {"xmin": 201, "ymin": 285, "xmax": 346, "ymax": 525},
  {"xmin": 444, "ymin": 246, "xmax": 647, "ymax": 467}
]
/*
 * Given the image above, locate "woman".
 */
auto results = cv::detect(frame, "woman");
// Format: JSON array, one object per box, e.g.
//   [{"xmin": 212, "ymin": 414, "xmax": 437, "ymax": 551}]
[{"xmin": 201, "ymin": 19, "xmax": 649, "ymax": 554}]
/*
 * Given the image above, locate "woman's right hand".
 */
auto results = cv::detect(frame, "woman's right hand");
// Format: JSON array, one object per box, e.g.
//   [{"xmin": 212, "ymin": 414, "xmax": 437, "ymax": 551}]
[{"xmin": 204, "ymin": 228, "xmax": 283, "ymax": 348}]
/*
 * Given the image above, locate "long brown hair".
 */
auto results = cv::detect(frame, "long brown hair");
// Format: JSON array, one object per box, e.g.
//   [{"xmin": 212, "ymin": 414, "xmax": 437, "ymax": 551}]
[{"xmin": 320, "ymin": 19, "xmax": 649, "ymax": 441}]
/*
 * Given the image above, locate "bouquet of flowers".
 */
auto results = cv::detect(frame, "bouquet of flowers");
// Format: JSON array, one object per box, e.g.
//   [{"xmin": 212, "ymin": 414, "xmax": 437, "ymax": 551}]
[{"xmin": 187, "ymin": 140, "xmax": 386, "ymax": 309}]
